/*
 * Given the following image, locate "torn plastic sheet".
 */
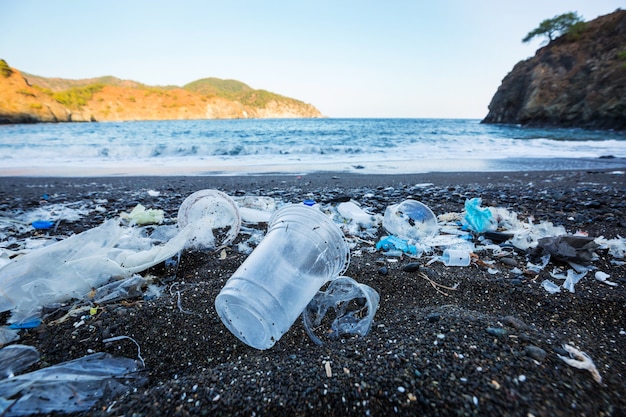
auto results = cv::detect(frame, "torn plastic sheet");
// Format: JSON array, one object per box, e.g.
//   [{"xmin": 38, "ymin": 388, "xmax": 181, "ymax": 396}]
[
  {"xmin": 594, "ymin": 236, "xmax": 626, "ymax": 259},
  {"xmin": 0, "ymin": 348, "xmax": 144, "ymax": 416},
  {"xmin": 542, "ymin": 280, "xmax": 561, "ymax": 294},
  {"xmin": 0, "ymin": 219, "xmax": 196, "ymax": 327},
  {"xmin": 120, "ymin": 204, "xmax": 164, "ymax": 226},
  {"xmin": 233, "ymin": 196, "xmax": 277, "ymax": 224},
  {"xmin": 536, "ymin": 235, "xmax": 599, "ymax": 265},
  {"xmin": 549, "ymin": 268, "xmax": 588, "ymax": 293},
  {"xmin": 302, "ymin": 276, "xmax": 379, "ymax": 345}
]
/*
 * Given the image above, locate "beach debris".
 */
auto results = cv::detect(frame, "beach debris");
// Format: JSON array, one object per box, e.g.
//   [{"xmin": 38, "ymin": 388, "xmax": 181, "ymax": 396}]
[
  {"xmin": 534, "ymin": 235, "xmax": 599, "ymax": 265},
  {"xmin": 594, "ymin": 271, "xmax": 618, "ymax": 286},
  {"xmin": 542, "ymin": 279, "xmax": 561, "ymax": 294},
  {"xmin": 383, "ymin": 200, "xmax": 439, "ymax": 241},
  {"xmin": 0, "ymin": 189, "xmax": 244, "ymax": 340},
  {"xmin": 594, "ymin": 236, "xmax": 626, "ymax": 259},
  {"xmin": 376, "ymin": 235, "xmax": 418, "ymax": 255},
  {"xmin": 418, "ymin": 272, "xmax": 459, "ymax": 296},
  {"xmin": 177, "ymin": 189, "xmax": 241, "ymax": 249},
  {"xmin": 440, "ymin": 248, "xmax": 471, "ymax": 267},
  {"xmin": 233, "ymin": 196, "xmax": 276, "ymax": 224},
  {"xmin": 120, "ymin": 203, "xmax": 164, "ymax": 226},
  {"xmin": 30, "ymin": 220, "xmax": 54, "ymax": 230},
  {"xmin": 0, "ymin": 345, "xmax": 39, "ymax": 379},
  {"xmin": 147, "ymin": 189, "xmax": 160, "ymax": 197},
  {"xmin": 215, "ymin": 205, "xmax": 350, "ymax": 350},
  {"xmin": 302, "ymin": 276, "xmax": 379, "ymax": 345},
  {"xmin": 549, "ymin": 268, "xmax": 588, "ymax": 293},
  {"xmin": 0, "ymin": 346, "xmax": 144, "ymax": 416},
  {"xmin": 557, "ymin": 343, "xmax": 602, "ymax": 383},
  {"xmin": 0, "ymin": 193, "xmax": 237, "ymax": 334},
  {"xmin": 103, "ymin": 335, "xmax": 145, "ymax": 367},
  {"xmin": 337, "ymin": 201, "xmax": 377, "ymax": 229},
  {"xmin": 463, "ymin": 198, "xmax": 497, "ymax": 233}
]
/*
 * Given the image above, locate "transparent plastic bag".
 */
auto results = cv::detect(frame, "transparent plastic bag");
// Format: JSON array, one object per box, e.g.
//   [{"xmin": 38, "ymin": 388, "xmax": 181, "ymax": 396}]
[{"xmin": 0, "ymin": 351, "xmax": 143, "ymax": 416}]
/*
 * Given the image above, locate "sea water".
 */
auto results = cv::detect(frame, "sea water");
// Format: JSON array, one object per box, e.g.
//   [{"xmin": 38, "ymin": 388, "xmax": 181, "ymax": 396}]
[{"xmin": 0, "ymin": 118, "xmax": 624, "ymax": 176}]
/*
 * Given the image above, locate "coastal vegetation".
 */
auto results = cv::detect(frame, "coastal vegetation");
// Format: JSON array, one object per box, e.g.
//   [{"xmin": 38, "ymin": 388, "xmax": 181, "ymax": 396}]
[
  {"xmin": 0, "ymin": 59, "xmax": 12, "ymax": 78},
  {"xmin": 522, "ymin": 11, "xmax": 586, "ymax": 43}
]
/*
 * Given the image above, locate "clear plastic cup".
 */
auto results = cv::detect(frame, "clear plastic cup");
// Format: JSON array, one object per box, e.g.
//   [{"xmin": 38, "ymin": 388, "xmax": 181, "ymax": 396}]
[
  {"xmin": 177, "ymin": 189, "xmax": 241, "ymax": 248},
  {"xmin": 383, "ymin": 200, "xmax": 439, "ymax": 241},
  {"xmin": 441, "ymin": 248, "xmax": 471, "ymax": 266},
  {"xmin": 214, "ymin": 205, "xmax": 350, "ymax": 350}
]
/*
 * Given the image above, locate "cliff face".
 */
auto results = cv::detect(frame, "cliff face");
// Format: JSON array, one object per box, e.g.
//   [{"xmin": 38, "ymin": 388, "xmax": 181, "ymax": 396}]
[
  {"xmin": 0, "ymin": 66, "xmax": 323, "ymax": 124},
  {"xmin": 482, "ymin": 9, "xmax": 626, "ymax": 130}
]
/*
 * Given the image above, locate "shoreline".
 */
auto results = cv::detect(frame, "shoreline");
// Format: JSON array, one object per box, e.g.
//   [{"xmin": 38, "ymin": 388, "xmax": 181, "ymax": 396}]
[
  {"xmin": 1, "ymin": 168, "xmax": 625, "ymax": 416},
  {"xmin": 1, "ymin": 156, "xmax": 625, "ymax": 178}
]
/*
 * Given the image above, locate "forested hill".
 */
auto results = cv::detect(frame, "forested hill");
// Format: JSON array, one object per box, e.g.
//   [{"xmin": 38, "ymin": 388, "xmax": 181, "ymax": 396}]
[{"xmin": 0, "ymin": 62, "xmax": 323, "ymax": 124}]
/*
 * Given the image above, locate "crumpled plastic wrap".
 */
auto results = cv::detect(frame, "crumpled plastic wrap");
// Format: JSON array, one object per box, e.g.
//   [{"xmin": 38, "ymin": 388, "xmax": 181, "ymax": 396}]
[
  {"xmin": 535, "ymin": 235, "xmax": 599, "ymax": 265},
  {"xmin": 302, "ymin": 276, "xmax": 379, "ymax": 345},
  {"xmin": 0, "ymin": 347, "xmax": 144, "ymax": 416}
]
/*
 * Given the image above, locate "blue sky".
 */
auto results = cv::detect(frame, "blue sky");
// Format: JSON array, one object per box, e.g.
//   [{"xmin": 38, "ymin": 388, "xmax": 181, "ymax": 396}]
[{"xmin": 1, "ymin": 1, "xmax": 622, "ymax": 118}]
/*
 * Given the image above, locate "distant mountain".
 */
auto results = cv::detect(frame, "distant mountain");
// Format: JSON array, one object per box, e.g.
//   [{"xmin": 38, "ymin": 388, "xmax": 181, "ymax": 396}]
[
  {"xmin": 482, "ymin": 9, "xmax": 626, "ymax": 130},
  {"xmin": 0, "ymin": 62, "xmax": 323, "ymax": 124}
]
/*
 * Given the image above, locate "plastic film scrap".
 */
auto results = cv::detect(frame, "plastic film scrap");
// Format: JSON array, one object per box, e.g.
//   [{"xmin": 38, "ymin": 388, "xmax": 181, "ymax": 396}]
[{"xmin": 302, "ymin": 276, "xmax": 379, "ymax": 345}]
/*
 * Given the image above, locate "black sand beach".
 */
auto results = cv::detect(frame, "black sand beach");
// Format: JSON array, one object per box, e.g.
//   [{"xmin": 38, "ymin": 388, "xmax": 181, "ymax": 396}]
[{"xmin": 1, "ymin": 169, "xmax": 625, "ymax": 416}]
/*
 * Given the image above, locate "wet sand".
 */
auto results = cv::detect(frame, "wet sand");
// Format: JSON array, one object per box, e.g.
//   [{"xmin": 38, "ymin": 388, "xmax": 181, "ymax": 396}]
[{"xmin": 1, "ymin": 168, "xmax": 625, "ymax": 416}]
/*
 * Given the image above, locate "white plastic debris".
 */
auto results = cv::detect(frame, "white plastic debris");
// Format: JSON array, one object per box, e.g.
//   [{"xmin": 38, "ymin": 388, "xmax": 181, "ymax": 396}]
[
  {"xmin": 337, "ymin": 201, "xmax": 376, "ymax": 229},
  {"xmin": 595, "ymin": 271, "xmax": 617, "ymax": 286},
  {"xmin": 0, "ymin": 218, "xmax": 200, "ymax": 328},
  {"xmin": 557, "ymin": 343, "xmax": 602, "ymax": 383},
  {"xmin": 234, "ymin": 196, "xmax": 277, "ymax": 224},
  {"xmin": 549, "ymin": 269, "xmax": 587, "ymax": 293},
  {"xmin": 542, "ymin": 279, "xmax": 561, "ymax": 294},
  {"xmin": 178, "ymin": 189, "xmax": 241, "ymax": 249},
  {"xmin": 594, "ymin": 236, "xmax": 626, "ymax": 259}
]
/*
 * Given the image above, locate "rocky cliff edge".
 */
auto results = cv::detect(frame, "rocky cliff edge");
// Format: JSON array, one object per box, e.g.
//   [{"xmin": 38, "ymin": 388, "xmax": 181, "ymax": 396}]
[{"xmin": 482, "ymin": 9, "xmax": 626, "ymax": 130}]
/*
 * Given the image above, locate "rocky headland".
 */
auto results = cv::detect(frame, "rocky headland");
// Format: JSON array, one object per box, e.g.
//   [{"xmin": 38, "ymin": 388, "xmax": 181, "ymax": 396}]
[
  {"xmin": 0, "ymin": 62, "xmax": 323, "ymax": 124},
  {"xmin": 482, "ymin": 9, "xmax": 626, "ymax": 130}
]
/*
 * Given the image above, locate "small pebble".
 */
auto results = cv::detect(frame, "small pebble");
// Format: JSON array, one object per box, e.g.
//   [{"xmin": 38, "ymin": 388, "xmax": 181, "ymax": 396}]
[
  {"xmin": 525, "ymin": 345, "xmax": 547, "ymax": 362},
  {"xmin": 500, "ymin": 257, "xmax": 518, "ymax": 266},
  {"xmin": 378, "ymin": 266, "xmax": 389, "ymax": 275},
  {"xmin": 486, "ymin": 327, "xmax": 508, "ymax": 337},
  {"xmin": 402, "ymin": 262, "xmax": 421, "ymax": 272},
  {"xmin": 426, "ymin": 313, "xmax": 441, "ymax": 323}
]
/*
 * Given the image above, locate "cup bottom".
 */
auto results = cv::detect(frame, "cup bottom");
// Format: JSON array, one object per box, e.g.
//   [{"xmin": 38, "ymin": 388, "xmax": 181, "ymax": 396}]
[{"xmin": 215, "ymin": 278, "xmax": 288, "ymax": 350}]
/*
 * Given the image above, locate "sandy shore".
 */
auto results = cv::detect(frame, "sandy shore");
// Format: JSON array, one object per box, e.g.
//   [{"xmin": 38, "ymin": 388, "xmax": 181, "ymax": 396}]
[{"xmin": 1, "ymin": 169, "xmax": 625, "ymax": 416}]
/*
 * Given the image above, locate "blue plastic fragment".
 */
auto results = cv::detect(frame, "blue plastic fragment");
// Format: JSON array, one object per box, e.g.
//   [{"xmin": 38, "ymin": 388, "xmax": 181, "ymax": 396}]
[
  {"xmin": 31, "ymin": 220, "xmax": 55, "ymax": 230},
  {"xmin": 8, "ymin": 318, "xmax": 42, "ymax": 329},
  {"xmin": 463, "ymin": 198, "xmax": 496, "ymax": 234},
  {"xmin": 376, "ymin": 235, "xmax": 418, "ymax": 255},
  {"xmin": 303, "ymin": 199, "xmax": 316, "ymax": 206}
]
